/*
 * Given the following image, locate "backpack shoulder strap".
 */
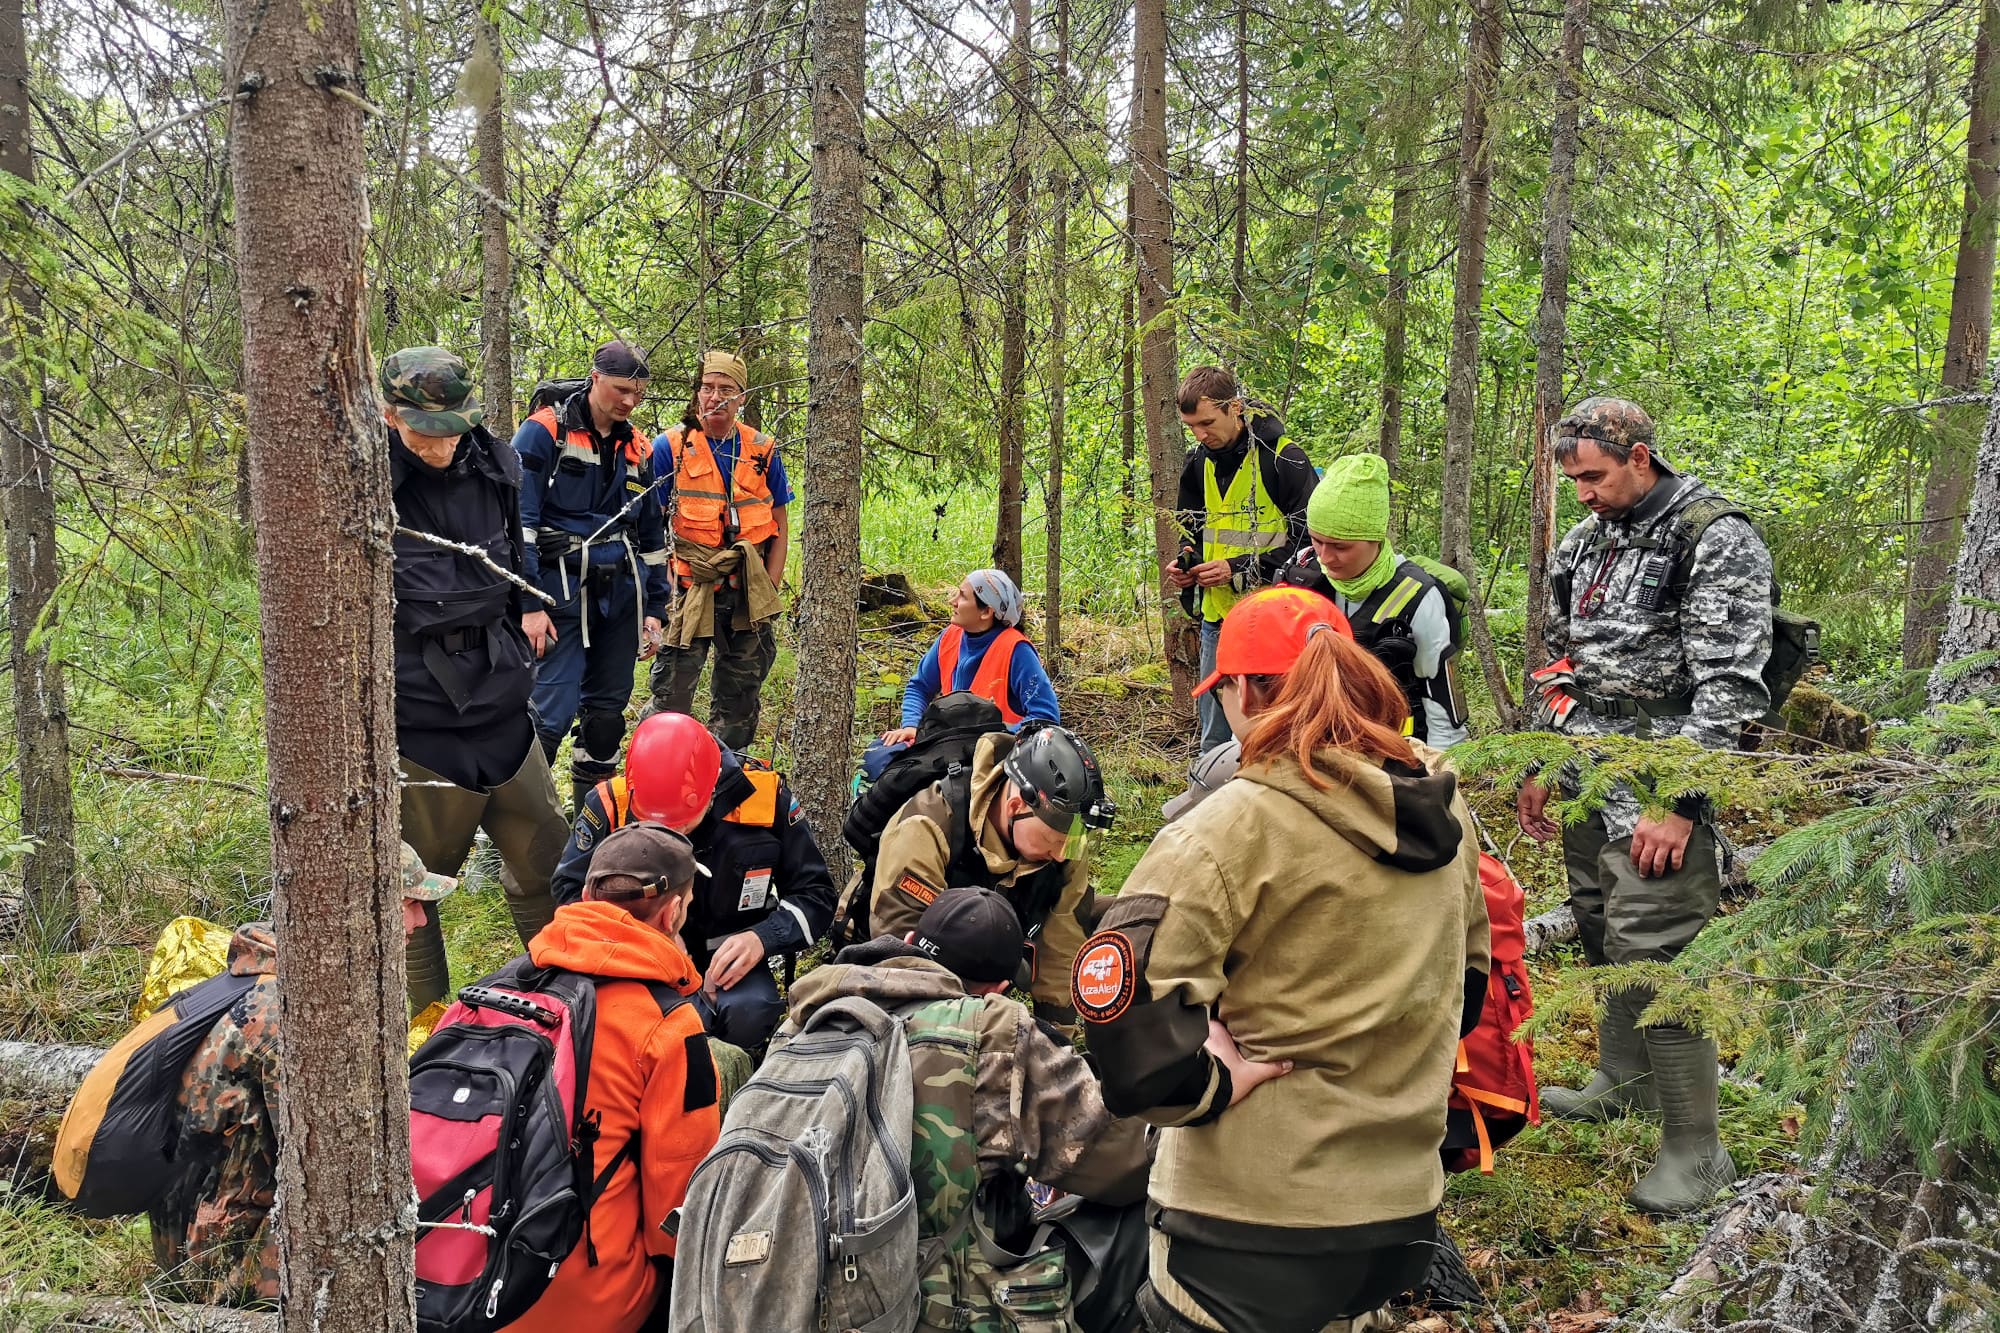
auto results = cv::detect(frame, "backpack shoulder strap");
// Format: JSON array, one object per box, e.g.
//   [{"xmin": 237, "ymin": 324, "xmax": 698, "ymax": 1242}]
[
  {"xmin": 941, "ymin": 765, "xmax": 981, "ymax": 884},
  {"xmin": 1667, "ymin": 494, "xmax": 1761, "ymax": 595}
]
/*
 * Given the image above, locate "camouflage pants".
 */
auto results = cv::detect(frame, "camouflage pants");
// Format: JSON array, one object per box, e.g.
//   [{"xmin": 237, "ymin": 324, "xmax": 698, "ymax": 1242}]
[
  {"xmin": 1562, "ymin": 810, "xmax": 1720, "ymax": 967},
  {"xmin": 649, "ymin": 597, "xmax": 778, "ymax": 751},
  {"xmin": 401, "ymin": 740, "xmax": 567, "ymax": 1009}
]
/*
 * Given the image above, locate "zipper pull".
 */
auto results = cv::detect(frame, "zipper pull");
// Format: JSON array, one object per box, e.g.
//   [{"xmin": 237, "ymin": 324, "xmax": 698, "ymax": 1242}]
[
  {"xmin": 844, "ymin": 1255, "xmax": 859, "ymax": 1283},
  {"xmin": 458, "ymin": 1189, "xmax": 476, "ymax": 1224},
  {"xmin": 485, "ymin": 1278, "xmax": 504, "ymax": 1319}
]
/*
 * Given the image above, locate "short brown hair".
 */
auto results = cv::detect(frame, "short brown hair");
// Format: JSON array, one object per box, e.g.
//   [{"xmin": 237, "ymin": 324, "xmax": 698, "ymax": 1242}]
[{"xmin": 1177, "ymin": 366, "xmax": 1240, "ymax": 415}]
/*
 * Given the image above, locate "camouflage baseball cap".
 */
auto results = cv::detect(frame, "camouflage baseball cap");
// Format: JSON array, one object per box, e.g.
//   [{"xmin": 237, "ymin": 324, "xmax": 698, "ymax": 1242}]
[
  {"xmin": 1556, "ymin": 396, "xmax": 1676, "ymax": 473},
  {"xmin": 380, "ymin": 346, "xmax": 483, "ymax": 437},
  {"xmin": 400, "ymin": 841, "xmax": 458, "ymax": 902}
]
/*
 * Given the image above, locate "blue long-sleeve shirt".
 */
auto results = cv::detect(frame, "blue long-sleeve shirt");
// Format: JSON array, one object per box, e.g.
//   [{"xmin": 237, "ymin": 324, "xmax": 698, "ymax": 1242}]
[
  {"xmin": 901, "ymin": 626, "xmax": 1061, "ymax": 729},
  {"xmin": 512, "ymin": 392, "xmax": 670, "ymax": 621}
]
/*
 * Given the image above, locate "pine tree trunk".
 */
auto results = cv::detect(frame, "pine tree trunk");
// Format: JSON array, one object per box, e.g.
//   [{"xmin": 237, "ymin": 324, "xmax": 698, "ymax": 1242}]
[
  {"xmin": 1230, "ymin": 0, "xmax": 1248, "ymax": 315},
  {"xmin": 790, "ymin": 0, "xmax": 865, "ymax": 876},
  {"xmin": 1905, "ymin": 0, "xmax": 2000, "ymax": 672},
  {"xmin": 0, "ymin": 0, "xmax": 76, "ymax": 946},
  {"xmin": 1045, "ymin": 0, "xmax": 1069, "ymax": 674},
  {"xmin": 993, "ymin": 0, "xmax": 1030, "ymax": 584},
  {"xmin": 1440, "ymin": 0, "xmax": 1501, "ymax": 574},
  {"xmin": 1930, "ymin": 361, "xmax": 2000, "ymax": 704},
  {"xmin": 1133, "ymin": 0, "xmax": 1193, "ymax": 717},
  {"xmin": 474, "ymin": 8, "xmax": 514, "ymax": 436},
  {"xmin": 1526, "ymin": 0, "xmax": 1586, "ymax": 676},
  {"xmin": 224, "ymin": 0, "xmax": 413, "ymax": 1313}
]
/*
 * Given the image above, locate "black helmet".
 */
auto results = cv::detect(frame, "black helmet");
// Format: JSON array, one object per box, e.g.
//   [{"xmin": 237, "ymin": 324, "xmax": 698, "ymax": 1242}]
[{"xmin": 1002, "ymin": 724, "xmax": 1117, "ymax": 839}]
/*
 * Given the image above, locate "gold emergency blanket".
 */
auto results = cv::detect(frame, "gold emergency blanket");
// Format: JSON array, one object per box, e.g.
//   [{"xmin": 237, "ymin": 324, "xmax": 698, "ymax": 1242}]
[{"xmin": 134, "ymin": 916, "xmax": 233, "ymax": 1020}]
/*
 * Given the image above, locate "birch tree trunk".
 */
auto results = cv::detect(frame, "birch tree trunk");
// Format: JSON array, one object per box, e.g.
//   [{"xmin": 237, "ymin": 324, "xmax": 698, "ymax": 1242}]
[
  {"xmin": 1133, "ymin": 0, "xmax": 1193, "ymax": 717},
  {"xmin": 0, "ymin": 0, "xmax": 76, "ymax": 946},
  {"xmin": 473, "ymin": 6, "xmax": 514, "ymax": 436},
  {"xmin": 790, "ymin": 0, "xmax": 866, "ymax": 875},
  {"xmin": 992, "ymin": 0, "xmax": 1030, "ymax": 584},
  {"xmin": 223, "ymin": 0, "xmax": 413, "ymax": 1313},
  {"xmin": 1526, "ymin": 0, "xmax": 1586, "ymax": 676},
  {"xmin": 1904, "ymin": 0, "xmax": 2000, "ymax": 672}
]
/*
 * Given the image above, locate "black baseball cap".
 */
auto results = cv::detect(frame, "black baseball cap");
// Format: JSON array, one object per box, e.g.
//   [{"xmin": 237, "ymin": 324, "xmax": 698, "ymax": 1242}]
[{"xmin": 911, "ymin": 889, "xmax": 1025, "ymax": 985}]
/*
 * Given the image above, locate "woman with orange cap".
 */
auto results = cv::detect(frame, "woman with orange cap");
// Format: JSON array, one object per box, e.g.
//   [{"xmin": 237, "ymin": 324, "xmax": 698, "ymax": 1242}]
[{"xmin": 1075, "ymin": 586, "xmax": 1489, "ymax": 1333}]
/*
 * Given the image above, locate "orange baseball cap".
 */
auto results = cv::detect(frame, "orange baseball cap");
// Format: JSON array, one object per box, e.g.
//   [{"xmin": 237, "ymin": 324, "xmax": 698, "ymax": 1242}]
[{"xmin": 1192, "ymin": 586, "xmax": 1354, "ymax": 697}]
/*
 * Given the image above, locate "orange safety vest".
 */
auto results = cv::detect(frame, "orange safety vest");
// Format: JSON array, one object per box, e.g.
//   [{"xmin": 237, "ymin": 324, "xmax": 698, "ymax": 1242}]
[
  {"xmin": 528, "ymin": 404, "xmax": 646, "ymax": 474},
  {"xmin": 667, "ymin": 426, "xmax": 779, "ymax": 579},
  {"xmin": 937, "ymin": 625, "xmax": 1028, "ymax": 726}
]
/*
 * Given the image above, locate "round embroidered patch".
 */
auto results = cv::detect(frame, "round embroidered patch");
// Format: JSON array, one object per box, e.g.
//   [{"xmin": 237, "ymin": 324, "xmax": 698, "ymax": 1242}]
[{"xmin": 1072, "ymin": 932, "xmax": 1136, "ymax": 1022}]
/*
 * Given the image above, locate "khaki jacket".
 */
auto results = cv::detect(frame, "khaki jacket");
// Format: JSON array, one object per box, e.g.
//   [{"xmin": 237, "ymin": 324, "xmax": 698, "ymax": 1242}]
[
  {"xmin": 870, "ymin": 734, "xmax": 1091, "ymax": 1014},
  {"xmin": 1079, "ymin": 743, "xmax": 1487, "ymax": 1241}
]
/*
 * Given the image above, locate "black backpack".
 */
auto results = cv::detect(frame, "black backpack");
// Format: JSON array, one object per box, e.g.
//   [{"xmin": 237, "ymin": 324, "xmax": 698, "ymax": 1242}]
[
  {"xmin": 833, "ymin": 692, "xmax": 1005, "ymax": 948},
  {"xmin": 527, "ymin": 379, "xmax": 587, "ymax": 418}
]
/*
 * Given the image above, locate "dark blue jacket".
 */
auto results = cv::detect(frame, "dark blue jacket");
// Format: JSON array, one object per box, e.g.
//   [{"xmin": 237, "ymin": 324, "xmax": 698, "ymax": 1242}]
[{"xmin": 512, "ymin": 390, "xmax": 670, "ymax": 620}]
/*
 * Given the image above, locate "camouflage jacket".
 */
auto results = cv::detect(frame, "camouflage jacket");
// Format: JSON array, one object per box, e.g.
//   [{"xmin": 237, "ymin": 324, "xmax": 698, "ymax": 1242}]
[
  {"xmin": 1543, "ymin": 474, "xmax": 1773, "ymax": 837},
  {"xmin": 148, "ymin": 923, "xmax": 281, "ymax": 1306},
  {"xmin": 782, "ymin": 941, "xmax": 1150, "ymax": 1331}
]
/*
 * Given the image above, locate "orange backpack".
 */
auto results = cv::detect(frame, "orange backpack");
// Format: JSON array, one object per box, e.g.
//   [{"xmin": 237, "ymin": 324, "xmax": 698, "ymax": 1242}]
[{"xmin": 1444, "ymin": 847, "xmax": 1539, "ymax": 1174}]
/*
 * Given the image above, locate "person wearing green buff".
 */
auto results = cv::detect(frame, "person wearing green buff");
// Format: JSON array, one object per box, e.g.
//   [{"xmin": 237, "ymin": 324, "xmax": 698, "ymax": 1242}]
[{"xmin": 1279, "ymin": 454, "xmax": 1469, "ymax": 746}]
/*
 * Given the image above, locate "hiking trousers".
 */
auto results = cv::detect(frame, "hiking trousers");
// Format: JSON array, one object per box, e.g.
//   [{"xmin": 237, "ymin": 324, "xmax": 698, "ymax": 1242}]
[
  {"xmin": 650, "ymin": 586, "xmax": 777, "ymax": 751},
  {"xmin": 1562, "ymin": 811, "xmax": 1721, "ymax": 967},
  {"xmin": 1136, "ymin": 1226, "xmax": 1427, "ymax": 1333},
  {"xmin": 401, "ymin": 742, "xmax": 566, "ymax": 1009}
]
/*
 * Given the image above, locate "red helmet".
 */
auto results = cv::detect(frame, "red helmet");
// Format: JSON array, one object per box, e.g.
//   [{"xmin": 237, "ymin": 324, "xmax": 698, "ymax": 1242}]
[{"xmin": 625, "ymin": 713, "xmax": 722, "ymax": 829}]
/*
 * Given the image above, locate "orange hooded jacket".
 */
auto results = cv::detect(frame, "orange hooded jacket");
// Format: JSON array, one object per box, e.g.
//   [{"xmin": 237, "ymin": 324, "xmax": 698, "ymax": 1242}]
[{"xmin": 499, "ymin": 900, "xmax": 720, "ymax": 1333}]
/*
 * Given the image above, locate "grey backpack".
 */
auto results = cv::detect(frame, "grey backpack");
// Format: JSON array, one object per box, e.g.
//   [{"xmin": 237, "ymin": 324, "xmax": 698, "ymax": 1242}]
[{"xmin": 669, "ymin": 994, "xmax": 924, "ymax": 1333}]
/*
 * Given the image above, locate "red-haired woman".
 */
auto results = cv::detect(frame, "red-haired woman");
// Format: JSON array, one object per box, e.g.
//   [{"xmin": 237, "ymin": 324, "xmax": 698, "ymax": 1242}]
[{"xmin": 1075, "ymin": 586, "xmax": 1489, "ymax": 1333}]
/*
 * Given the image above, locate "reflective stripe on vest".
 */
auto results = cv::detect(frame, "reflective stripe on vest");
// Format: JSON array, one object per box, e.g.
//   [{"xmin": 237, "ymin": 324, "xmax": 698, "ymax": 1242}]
[
  {"xmin": 937, "ymin": 626, "xmax": 1027, "ymax": 727},
  {"xmin": 1371, "ymin": 574, "xmax": 1427, "ymax": 625},
  {"xmin": 529, "ymin": 405, "xmax": 646, "ymax": 474},
  {"xmin": 1200, "ymin": 444, "xmax": 1287, "ymax": 622},
  {"xmin": 667, "ymin": 427, "xmax": 779, "ymax": 576}
]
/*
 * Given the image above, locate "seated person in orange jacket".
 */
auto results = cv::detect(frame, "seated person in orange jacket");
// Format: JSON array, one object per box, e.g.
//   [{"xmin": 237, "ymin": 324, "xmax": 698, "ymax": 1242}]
[
  {"xmin": 866, "ymin": 569, "xmax": 1060, "ymax": 780},
  {"xmin": 501, "ymin": 823, "xmax": 722, "ymax": 1333}
]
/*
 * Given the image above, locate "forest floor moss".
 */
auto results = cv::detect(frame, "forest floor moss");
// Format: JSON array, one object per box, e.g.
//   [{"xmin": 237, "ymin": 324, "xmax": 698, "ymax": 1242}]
[{"xmin": 0, "ymin": 575, "xmax": 1810, "ymax": 1328}]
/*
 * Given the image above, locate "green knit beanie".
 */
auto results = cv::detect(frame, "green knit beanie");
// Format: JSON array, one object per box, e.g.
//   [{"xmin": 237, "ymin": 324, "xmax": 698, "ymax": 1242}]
[{"xmin": 1306, "ymin": 454, "xmax": 1391, "ymax": 541}]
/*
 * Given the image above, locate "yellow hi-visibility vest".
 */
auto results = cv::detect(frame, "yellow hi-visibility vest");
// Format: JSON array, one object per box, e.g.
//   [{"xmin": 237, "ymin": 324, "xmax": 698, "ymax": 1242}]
[{"xmin": 1201, "ymin": 443, "xmax": 1288, "ymax": 622}]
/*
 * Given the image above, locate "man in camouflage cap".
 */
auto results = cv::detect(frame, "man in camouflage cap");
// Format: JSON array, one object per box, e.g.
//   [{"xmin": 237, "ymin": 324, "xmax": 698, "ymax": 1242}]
[
  {"xmin": 383, "ymin": 345, "xmax": 567, "ymax": 1011},
  {"xmin": 754, "ymin": 890, "xmax": 1150, "ymax": 1328},
  {"xmin": 1516, "ymin": 394, "xmax": 1772, "ymax": 1215}
]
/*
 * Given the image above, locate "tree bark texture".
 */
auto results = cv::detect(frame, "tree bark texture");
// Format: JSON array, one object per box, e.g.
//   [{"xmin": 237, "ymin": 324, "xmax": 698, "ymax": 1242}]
[
  {"xmin": 1132, "ymin": 0, "xmax": 1194, "ymax": 718},
  {"xmin": 1377, "ymin": 130, "xmax": 1414, "ymax": 485},
  {"xmin": 0, "ymin": 0, "xmax": 77, "ymax": 946},
  {"xmin": 1929, "ymin": 360, "xmax": 2000, "ymax": 704},
  {"xmin": 790, "ymin": 0, "xmax": 865, "ymax": 878},
  {"xmin": 1230, "ymin": 0, "xmax": 1248, "ymax": 315},
  {"xmin": 1120, "ymin": 181, "xmax": 1137, "ymax": 523},
  {"xmin": 1905, "ymin": 0, "xmax": 2000, "ymax": 672},
  {"xmin": 473, "ymin": 7, "xmax": 514, "ymax": 436},
  {"xmin": 1440, "ymin": 0, "xmax": 1501, "ymax": 576},
  {"xmin": 1526, "ymin": 0, "xmax": 1586, "ymax": 676},
  {"xmin": 223, "ymin": 0, "xmax": 415, "ymax": 1317},
  {"xmin": 1045, "ymin": 0, "xmax": 1069, "ymax": 672},
  {"xmin": 993, "ymin": 0, "xmax": 1030, "ymax": 584}
]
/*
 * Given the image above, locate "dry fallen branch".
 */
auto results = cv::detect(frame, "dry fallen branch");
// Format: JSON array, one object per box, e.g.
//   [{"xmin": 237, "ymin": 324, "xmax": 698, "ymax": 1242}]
[{"xmin": 393, "ymin": 527, "xmax": 556, "ymax": 606}]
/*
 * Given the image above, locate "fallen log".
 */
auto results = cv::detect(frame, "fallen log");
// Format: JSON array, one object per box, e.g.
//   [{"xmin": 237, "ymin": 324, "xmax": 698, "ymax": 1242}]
[
  {"xmin": 0, "ymin": 1287, "xmax": 275, "ymax": 1331},
  {"xmin": 0, "ymin": 1040, "xmax": 102, "ymax": 1102},
  {"xmin": 1522, "ymin": 905, "xmax": 1577, "ymax": 956}
]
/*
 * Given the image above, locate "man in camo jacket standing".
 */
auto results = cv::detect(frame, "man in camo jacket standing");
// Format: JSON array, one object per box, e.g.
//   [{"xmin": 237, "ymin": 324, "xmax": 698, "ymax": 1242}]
[{"xmin": 1517, "ymin": 396, "xmax": 1772, "ymax": 1216}]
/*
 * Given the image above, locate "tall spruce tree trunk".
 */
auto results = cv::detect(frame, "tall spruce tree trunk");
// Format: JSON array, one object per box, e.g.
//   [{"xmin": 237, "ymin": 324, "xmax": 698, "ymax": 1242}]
[
  {"xmin": 1526, "ymin": 0, "xmax": 1586, "ymax": 675},
  {"xmin": 790, "ymin": 0, "xmax": 865, "ymax": 872},
  {"xmin": 1378, "ymin": 129, "xmax": 1414, "ymax": 483},
  {"xmin": 223, "ymin": 0, "xmax": 412, "ymax": 1315},
  {"xmin": 1931, "ymin": 361, "xmax": 2000, "ymax": 704},
  {"xmin": 1045, "ymin": 0, "xmax": 1069, "ymax": 672},
  {"xmin": 1441, "ymin": 0, "xmax": 1517, "ymax": 723},
  {"xmin": 1905, "ymin": 0, "xmax": 2000, "ymax": 672},
  {"xmin": 473, "ymin": 8, "xmax": 513, "ymax": 435},
  {"xmin": 993, "ymin": 0, "xmax": 1030, "ymax": 583},
  {"xmin": 0, "ymin": 0, "xmax": 75, "ymax": 945},
  {"xmin": 1230, "ymin": 0, "xmax": 1248, "ymax": 315},
  {"xmin": 1120, "ymin": 181, "xmax": 1137, "ymax": 525},
  {"xmin": 1133, "ymin": 0, "xmax": 1193, "ymax": 716}
]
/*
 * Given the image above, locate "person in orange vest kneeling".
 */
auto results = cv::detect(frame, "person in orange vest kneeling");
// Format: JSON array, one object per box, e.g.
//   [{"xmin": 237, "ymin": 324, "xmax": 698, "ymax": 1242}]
[
  {"xmin": 865, "ymin": 568, "xmax": 1060, "ymax": 781},
  {"xmin": 649, "ymin": 349, "xmax": 789, "ymax": 751}
]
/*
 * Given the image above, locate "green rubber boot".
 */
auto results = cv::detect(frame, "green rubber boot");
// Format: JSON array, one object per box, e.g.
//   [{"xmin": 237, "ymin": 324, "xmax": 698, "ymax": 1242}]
[
  {"xmin": 1628, "ymin": 1024, "xmax": 1737, "ymax": 1216},
  {"xmin": 1541, "ymin": 989, "xmax": 1659, "ymax": 1121}
]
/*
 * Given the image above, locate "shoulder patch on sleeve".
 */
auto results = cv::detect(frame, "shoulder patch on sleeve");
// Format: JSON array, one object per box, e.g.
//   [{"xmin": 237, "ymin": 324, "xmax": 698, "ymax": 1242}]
[
  {"xmin": 683, "ymin": 1032, "xmax": 718, "ymax": 1112},
  {"xmin": 1073, "ymin": 932, "xmax": 1137, "ymax": 1022},
  {"xmin": 1096, "ymin": 893, "xmax": 1169, "ymax": 934},
  {"xmin": 896, "ymin": 873, "xmax": 941, "ymax": 907}
]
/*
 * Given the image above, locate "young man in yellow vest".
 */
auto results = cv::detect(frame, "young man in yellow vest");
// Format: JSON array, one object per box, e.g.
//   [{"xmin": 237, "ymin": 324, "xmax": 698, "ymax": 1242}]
[
  {"xmin": 1161, "ymin": 365, "xmax": 1316, "ymax": 752},
  {"xmin": 648, "ymin": 350, "xmax": 790, "ymax": 751}
]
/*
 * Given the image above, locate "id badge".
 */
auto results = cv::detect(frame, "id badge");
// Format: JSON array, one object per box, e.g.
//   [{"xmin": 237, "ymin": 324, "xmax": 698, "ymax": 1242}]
[{"xmin": 738, "ymin": 867, "xmax": 773, "ymax": 912}]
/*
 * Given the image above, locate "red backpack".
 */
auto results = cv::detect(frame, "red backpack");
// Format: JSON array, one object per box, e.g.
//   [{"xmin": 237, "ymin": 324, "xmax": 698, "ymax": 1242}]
[{"xmin": 1444, "ymin": 848, "xmax": 1539, "ymax": 1174}]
